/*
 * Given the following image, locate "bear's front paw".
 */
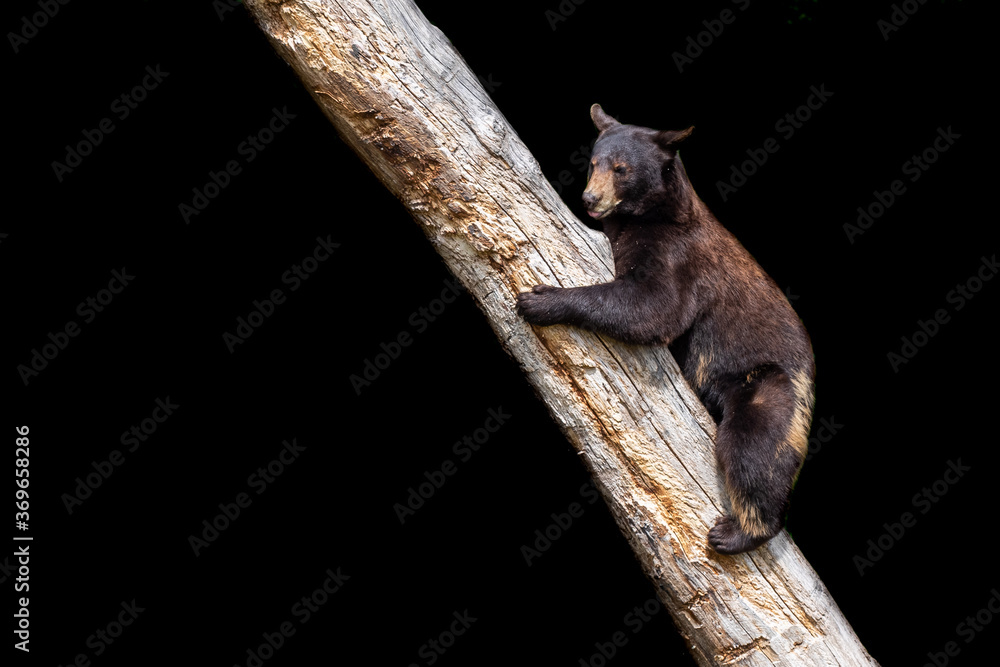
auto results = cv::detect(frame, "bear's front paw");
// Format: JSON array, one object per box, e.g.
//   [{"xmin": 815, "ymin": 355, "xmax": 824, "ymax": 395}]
[
  {"xmin": 708, "ymin": 515, "xmax": 767, "ymax": 555},
  {"xmin": 517, "ymin": 284, "xmax": 568, "ymax": 326}
]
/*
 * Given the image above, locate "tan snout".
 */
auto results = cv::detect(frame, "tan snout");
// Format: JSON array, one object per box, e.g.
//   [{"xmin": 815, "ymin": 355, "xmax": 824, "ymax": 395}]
[{"xmin": 582, "ymin": 168, "xmax": 619, "ymax": 219}]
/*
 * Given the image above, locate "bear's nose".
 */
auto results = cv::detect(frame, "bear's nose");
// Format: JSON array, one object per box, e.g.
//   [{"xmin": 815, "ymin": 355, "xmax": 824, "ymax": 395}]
[{"xmin": 582, "ymin": 190, "xmax": 599, "ymax": 208}]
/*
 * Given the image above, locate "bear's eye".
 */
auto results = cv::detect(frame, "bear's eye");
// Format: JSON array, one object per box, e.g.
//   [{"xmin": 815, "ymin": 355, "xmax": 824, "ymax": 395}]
[{"xmin": 613, "ymin": 164, "xmax": 628, "ymax": 174}]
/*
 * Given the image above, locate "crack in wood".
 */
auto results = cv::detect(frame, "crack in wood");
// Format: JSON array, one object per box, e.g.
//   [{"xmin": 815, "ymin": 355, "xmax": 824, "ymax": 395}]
[{"xmin": 718, "ymin": 636, "xmax": 771, "ymax": 664}]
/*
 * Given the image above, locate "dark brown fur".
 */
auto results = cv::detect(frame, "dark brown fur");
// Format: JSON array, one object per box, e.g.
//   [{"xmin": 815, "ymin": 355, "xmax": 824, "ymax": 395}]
[{"xmin": 517, "ymin": 104, "xmax": 815, "ymax": 554}]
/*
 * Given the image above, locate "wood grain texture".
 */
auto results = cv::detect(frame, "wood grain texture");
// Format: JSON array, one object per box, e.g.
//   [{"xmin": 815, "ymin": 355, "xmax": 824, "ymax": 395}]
[{"xmin": 244, "ymin": 1, "xmax": 880, "ymax": 663}]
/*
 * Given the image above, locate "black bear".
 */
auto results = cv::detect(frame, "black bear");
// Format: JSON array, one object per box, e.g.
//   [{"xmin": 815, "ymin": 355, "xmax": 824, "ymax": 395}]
[{"xmin": 517, "ymin": 104, "xmax": 815, "ymax": 555}]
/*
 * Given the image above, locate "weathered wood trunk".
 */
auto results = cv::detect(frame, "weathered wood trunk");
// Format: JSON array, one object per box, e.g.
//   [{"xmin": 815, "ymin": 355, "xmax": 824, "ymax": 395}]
[{"xmin": 244, "ymin": 1, "xmax": 879, "ymax": 664}]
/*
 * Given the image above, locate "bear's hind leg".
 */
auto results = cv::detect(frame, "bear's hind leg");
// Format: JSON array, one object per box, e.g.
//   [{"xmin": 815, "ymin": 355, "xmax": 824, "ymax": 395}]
[{"xmin": 707, "ymin": 365, "xmax": 810, "ymax": 555}]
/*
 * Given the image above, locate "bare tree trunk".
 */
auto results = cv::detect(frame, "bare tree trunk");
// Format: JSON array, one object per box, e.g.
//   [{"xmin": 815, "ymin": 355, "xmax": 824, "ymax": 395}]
[{"xmin": 244, "ymin": 1, "xmax": 879, "ymax": 664}]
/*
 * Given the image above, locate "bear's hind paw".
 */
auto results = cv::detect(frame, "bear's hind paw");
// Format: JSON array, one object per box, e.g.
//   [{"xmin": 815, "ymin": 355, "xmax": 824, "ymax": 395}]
[{"xmin": 707, "ymin": 515, "xmax": 769, "ymax": 555}]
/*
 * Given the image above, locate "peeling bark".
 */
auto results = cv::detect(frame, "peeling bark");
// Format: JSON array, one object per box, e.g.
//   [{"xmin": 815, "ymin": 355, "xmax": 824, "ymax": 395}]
[{"xmin": 244, "ymin": 0, "xmax": 880, "ymax": 664}]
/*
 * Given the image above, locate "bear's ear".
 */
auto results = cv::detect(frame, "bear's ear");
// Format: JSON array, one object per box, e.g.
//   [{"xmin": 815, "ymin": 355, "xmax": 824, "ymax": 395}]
[
  {"xmin": 590, "ymin": 104, "xmax": 620, "ymax": 132},
  {"xmin": 655, "ymin": 126, "xmax": 695, "ymax": 149}
]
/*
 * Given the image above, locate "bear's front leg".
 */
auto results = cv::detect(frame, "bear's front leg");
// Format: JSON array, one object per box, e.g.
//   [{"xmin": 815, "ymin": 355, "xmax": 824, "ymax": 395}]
[{"xmin": 518, "ymin": 281, "xmax": 685, "ymax": 345}]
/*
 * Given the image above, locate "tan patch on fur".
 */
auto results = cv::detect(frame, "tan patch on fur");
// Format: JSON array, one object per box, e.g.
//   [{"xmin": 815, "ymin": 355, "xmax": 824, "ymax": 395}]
[
  {"xmin": 728, "ymin": 491, "xmax": 769, "ymax": 538},
  {"xmin": 744, "ymin": 366, "xmax": 764, "ymax": 387},
  {"xmin": 693, "ymin": 350, "xmax": 712, "ymax": 389},
  {"xmin": 781, "ymin": 368, "xmax": 815, "ymax": 464}
]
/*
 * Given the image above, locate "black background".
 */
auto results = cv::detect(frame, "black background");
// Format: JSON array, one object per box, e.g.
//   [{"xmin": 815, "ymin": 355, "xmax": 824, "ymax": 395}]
[{"xmin": 6, "ymin": 1, "xmax": 995, "ymax": 665}]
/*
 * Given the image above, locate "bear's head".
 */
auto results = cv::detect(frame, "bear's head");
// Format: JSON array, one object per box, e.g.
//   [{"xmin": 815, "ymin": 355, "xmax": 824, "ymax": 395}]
[{"xmin": 582, "ymin": 104, "xmax": 694, "ymax": 220}]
